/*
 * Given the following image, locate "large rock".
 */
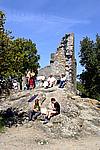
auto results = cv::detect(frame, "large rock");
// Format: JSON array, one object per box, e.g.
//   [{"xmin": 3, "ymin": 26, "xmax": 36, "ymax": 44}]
[{"xmin": 0, "ymin": 86, "xmax": 100, "ymax": 139}]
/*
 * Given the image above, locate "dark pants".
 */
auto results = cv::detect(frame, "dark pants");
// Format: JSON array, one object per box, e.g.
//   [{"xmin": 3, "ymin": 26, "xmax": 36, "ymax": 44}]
[
  {"xmin": 59, "ymin": 81, "xmax": 65, "ymax": 88},
  {"xmin": 29, "ymin": 110, "xmax": 41, "ymax": 121}
]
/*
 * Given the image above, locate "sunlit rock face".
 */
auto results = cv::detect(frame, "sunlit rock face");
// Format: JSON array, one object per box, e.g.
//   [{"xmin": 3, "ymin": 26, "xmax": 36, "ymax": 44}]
[{"xmin": 38, "ymin": 33, "xmax": 76, "ymax": 93}]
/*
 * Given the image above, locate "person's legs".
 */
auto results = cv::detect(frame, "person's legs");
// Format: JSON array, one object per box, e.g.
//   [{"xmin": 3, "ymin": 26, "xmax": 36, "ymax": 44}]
[
  {"xmin": 49, "ymin": 82, "xmax": 53, "ymax": 88},
  {"xmin": 43, "ymin": 110, "xmax": 57, "ymax": 124},
  {"xmin": 32, "ymin": 111, "xmax": 41, "ymax": 120},
  {"xmin": 29, "ymin": 110, "xmax": 35, "ymax": 121},
  {"xmin": 59, "ymin": 81, "xmax": 65, "ymax": 88},
  {"xmin": 61, "ymin": 81, "xmax": 65, "ymax": 88},
  {"xmin": 48, "ymin": 110, "xmax": 57, "ymax": 119},
  {"xmin": 59, "ymin": 81, "xmax": 63, "ymax": 88},
  {"xmin": 29, "ymin": 110, "xmax": 33, "ymax": 121}
]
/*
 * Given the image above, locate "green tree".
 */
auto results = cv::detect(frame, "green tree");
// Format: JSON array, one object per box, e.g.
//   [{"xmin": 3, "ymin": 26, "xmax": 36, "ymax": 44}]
[
  {"xmin": 11, "ymin": 38, "xmax": 40, "ymax": 77},
  {"xmin": 0, "ymin": 11, "xmax": 6, "ymax": 75},
  {"xmin": 0, "ymin": 32, "xmax": 13, "ymax": 77},
  {"xmin": 0, "ymin": 11, "xmax": 5, "ymax": 32},
  {"xmin": 79, "ymin": 35, "xmax": 100, "ymax": 100},
  {"xmin": 0, "ymin": 11, "xmax": 14, "ymax": 78},
  {"xmin": 0, "ymin": 11, "xmax": 40, "ymax": 80}
]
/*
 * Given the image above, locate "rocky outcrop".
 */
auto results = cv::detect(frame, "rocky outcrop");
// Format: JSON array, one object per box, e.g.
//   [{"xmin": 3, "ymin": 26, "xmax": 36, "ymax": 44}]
[
  {"xmin": 0, "ymin": 86, "xmax": 100, "ymax": 139},
  {"xmin": 37, "ymin": 87, "xmax": 100, "ymax": 139}
]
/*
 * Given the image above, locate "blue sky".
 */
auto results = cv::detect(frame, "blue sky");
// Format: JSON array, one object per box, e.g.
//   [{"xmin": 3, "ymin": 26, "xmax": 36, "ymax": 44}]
[{"xmin": 0, "ymin": 0, "xmax": 100, "ymax": 75}]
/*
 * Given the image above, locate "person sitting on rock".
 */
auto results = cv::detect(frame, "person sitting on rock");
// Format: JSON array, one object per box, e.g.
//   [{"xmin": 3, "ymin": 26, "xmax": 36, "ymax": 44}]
[
  {"xmin": 43, "ymin": 98, "xmax": 60, "ymax": 124},
  {"xmin": 43, "ymin": 80, "xmax": 49, "ymax": 89},
  {"xmin": 29, "ymin": 99, "xmax": 41, "ymax": 121},
  {"xmin": 47, "ymin": 75, "xmax": 56, "ymax": 88},
  {"xmin": 59, "ymin": 74, "xmax": 66, "ymax": 88}
]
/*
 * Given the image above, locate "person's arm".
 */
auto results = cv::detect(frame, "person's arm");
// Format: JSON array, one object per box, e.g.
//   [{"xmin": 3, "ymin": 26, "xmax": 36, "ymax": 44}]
[
  {"xmin": 48, "ymin": 102, "xmax": 54, "ymax": 110},
  {"xmin": 33, "ymin": 107, "xmax": 37, "ymax": 112},
  {"xmin": 41, "ymin": 97, "xmax": 46, "ymax": 105},
  {"xmin": 53, "ymin": 102, "xmax": 57, "ymax": 111}
]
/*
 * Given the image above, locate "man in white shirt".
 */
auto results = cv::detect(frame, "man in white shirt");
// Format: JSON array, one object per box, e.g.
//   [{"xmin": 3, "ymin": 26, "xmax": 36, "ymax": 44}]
[{"xmin": 47, "ymin": 75, "xmax": 56, "ymax": 88}]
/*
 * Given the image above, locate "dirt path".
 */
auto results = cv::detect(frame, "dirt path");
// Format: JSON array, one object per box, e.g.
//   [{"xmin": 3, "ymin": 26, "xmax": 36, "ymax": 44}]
[{"xmin": 0, "ymin": 125, "xmax": 100, "ymax": 150}]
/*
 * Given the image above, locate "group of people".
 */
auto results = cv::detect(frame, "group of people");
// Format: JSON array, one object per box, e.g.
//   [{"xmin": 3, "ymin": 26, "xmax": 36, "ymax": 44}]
[
  {"xmin": 37, "ymin": 74, "xmax": 67, "ymax": 89},
  {"xmin": 27, "ymin": 73, "xmax": 66, "ymax": 124},
  {"xmin": 28, "ymin": 97, "xmax": 60, "ymax": 124},
  {"xmin": 22, "ymin": 72, "xmax": 67, "ymax": 91},
  {"xmin": 43, "ymin": 75, "xmax": 57, "ymax": 88}
]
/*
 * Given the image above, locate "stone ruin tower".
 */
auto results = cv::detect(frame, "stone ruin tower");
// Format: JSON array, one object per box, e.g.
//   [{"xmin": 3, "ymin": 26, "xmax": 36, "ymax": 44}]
[{"xmin": 38, "ymin": 33, "xmax": 76, "ymax": 93}]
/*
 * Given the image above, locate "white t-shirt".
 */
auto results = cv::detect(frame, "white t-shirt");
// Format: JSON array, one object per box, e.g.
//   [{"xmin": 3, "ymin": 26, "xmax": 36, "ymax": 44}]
[
  {"xmin": 47, "ymin": 77, "xmax": 56, "ymax": 83},
  {"xmin": 61, "ymin": 76, "xmax": 66, "ymax": 82},
  {"xmin": 43, "ymin": 81, "xmax": 48, "ymax": 88},
  {"xmin": 13, "ymin": 82, "xmax": 18, "ymax": 89}
]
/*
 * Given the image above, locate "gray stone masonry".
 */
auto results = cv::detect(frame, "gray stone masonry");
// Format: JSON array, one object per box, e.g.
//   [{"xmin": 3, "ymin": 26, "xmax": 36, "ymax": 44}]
[{"xmin": 38, "ymin": 33, "xmax": 76, "ymax": 93}]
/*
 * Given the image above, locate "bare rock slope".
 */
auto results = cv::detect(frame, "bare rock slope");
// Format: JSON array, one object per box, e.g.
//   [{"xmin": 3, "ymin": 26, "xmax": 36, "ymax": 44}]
[
  {"xmin": 0, "ymin": 86, "xmax": 100, "ymax": 150},
  {"xmin": 0, "ymin": 86, "xmax": 100, "ymax": 138}
]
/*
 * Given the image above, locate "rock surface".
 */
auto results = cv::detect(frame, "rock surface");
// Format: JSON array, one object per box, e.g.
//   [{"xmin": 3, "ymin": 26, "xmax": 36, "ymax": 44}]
[{"xmin": 0, "ymin": 86, "xmax": 100, "ymax": 149}]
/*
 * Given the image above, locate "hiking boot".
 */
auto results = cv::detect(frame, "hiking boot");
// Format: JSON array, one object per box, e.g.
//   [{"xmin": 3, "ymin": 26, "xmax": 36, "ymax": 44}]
[
  {"xmin": 43, "ymin": 118, "xmax": 49, "ymax": 124},
  {"xmin": 43, "ymin": 120, "xmax": 48, "ymax": 124}
]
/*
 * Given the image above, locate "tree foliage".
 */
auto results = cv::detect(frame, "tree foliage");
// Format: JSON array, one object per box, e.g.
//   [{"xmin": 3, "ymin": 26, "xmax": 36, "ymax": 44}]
[
  {"xmin": 0, "ymin": 11, "xmax": 40, "ymax": 79},
  {"xmin": 79, "ymin": 35, "xmax": 100, "ymax": 100}
]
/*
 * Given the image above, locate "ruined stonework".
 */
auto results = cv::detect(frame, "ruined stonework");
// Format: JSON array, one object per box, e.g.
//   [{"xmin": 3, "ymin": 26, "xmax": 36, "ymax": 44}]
[{"xmin": 38, "ymin": 33, "xmax": 76, "ymax": 93}]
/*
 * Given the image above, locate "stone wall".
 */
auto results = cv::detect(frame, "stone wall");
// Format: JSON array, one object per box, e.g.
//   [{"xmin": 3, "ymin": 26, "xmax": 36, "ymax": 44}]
[{"xmin": 38, "ymin": 33, "xmax": 76, "ymax": 93}]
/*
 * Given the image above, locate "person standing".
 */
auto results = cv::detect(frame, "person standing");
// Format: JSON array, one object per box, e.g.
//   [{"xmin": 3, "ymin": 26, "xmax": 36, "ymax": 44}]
[{"xmin": 29, "ymin": 75, "xmax": 35, "ymax": 90}]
